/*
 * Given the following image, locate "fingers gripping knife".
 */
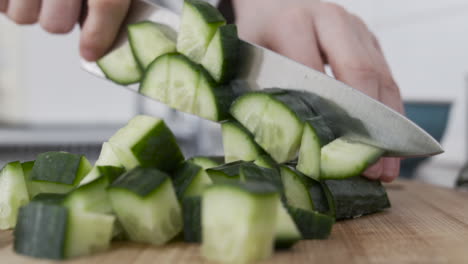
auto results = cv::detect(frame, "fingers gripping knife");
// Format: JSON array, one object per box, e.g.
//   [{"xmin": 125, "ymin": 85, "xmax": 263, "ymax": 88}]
[{"xmin": 81, "ymin": 0, "xmax": 443, "ymax": 158}]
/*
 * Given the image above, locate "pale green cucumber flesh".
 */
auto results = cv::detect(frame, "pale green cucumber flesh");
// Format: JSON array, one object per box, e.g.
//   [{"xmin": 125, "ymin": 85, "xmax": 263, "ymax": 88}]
[{"xmin": 97, "ymin": 42, "xmax": 142, "ymax": 85}]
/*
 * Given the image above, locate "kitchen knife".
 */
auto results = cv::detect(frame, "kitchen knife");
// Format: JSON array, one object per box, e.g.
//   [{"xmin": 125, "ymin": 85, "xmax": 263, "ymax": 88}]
[{"xmin": 81, "ymin": 0, "xmax": 443, "ymax": 157}]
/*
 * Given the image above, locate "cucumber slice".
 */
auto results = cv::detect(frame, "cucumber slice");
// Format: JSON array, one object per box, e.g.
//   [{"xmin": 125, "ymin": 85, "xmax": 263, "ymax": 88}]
[
  {"xmin": 108, "ymin": 115, "xmax": 184, "ymax": 172},
  {"xmin": 188, "ymin": 156, "xmax": 221, "ymax": 169},
  {"xmin": 108, "ymin": 167, "xmax": 182, "ymax": 245},
  {"xmin": 21, "ymin": 161, "xmax": 34, "ymax": 198},
  {"xmin": 280, "ymin": 166, "xmax": 314, "ymax": 211},
  {"xmin": 322, "ymin": 176, "xmax": 391, "ymax": 220},
  {"xmin": 231, "ymin": 91, "xmax": 309, "ymax": 163},
  {"xmin": 222, "ymin": 121, "xmax": 264, "ymax": 163},
  {"xmin": 254, "ymin": 154, "xmax": 277, "ymax": 169},
  {"xmin": 206, "ymin": 161, "xmax": 244, "ymax": 184},
  {"xmin": 128, "ymin": 21, "xmax": 176, "ymax": 69},
  {"xmin": 287, "ymin": 205, "xmax": 334, "ymax": 239},
  {"xmin": 275, "ymin": 202, "xmax": 301, "ymax": 248},
  {"xmin": 182, "ymin": 196, "xmax": 202, "ymax": 243},
  {"xmin": 97, "ymin": 42, "xmax": 142, "ymax": 85},
  {"xmin": 321, "ymin": 137, "xmax": 384, "ymax": 179},
  {"xmin": 167, "ymin": 54, "xmax": 201, "ymax": 112},
  {"xmin": 14, "ymin": 202, "xmax": 115, "ymax": 260},
  {"xmin": 177, "ymin": 0, "xmax": 226, "ymax": 63},
  {"xmin": 139, "ymin": 53, "xmax": 170, "ymax": 103},
  {"xmin": 0, "ymin": 161, "xmax": 30, "ymax": 229},
  {"xmin": 201, "ymin": 24, "xmax": 239, "ymax": 83},
  {"xmin": 308, "ymin": 179, "xmax": 332, "ymax": 215},
  {"xmin": 202, "ymin": 182, "xmax": 279, "ymax": 264},
  {"xmin": 173, "ymin": 161, "xmax": 212, "ymax": 199},
  {"xmin": 29, "ymin": 152, "xmax": 92, "ymax": 198}
]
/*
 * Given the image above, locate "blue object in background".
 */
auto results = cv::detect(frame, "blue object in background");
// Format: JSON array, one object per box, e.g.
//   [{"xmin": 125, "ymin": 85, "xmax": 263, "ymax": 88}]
[{"xmin": 400, "ymin": 102, "xmax": 451, "ymax": 178}]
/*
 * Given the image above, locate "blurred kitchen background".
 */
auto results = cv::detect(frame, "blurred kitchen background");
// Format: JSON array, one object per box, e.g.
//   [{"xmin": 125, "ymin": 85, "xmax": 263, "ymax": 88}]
[{"xmin": 0, "ymin": 0, "xmax": 467, "ymax": 187}]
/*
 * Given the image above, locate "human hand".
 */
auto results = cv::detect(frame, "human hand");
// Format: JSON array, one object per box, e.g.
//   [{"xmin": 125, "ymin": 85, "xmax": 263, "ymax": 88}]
[
  {"xmin": 232, "ymin": 0, "xmax": 403, "ymax": 182},
  {"xmin": 0, "ymin": 0, "xmax": 131, "ymax": 61}
]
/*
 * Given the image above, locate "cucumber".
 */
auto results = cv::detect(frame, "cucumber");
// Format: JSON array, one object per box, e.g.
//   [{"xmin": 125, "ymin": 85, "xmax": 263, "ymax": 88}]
[
  {"xmin": 173, "ymin": 161, "xmax": 212, "ymax": 199},
  {"xmin": 222, "ymin": 121, "xmax": 264, "ymax": 163},
  {"xmin": 321, "ymin": 137, "xmax": 384, "ymax": 179},
  {"xmin": 140, "ymin": 53, "xmax": 233, "ymax": 121},
  {"xmin": 0, "ymin": 161, "xmax": 30, "ymax": 229},
  {"xmin": 108, "ymin": 167, "xmax": 182, "ymax": 245},
  {"xmin": 108, "ymin": 115, "xmax": 184, "ymax": 172},
  {"xmin": 308, "ymin": 179, "xmax": 333, "ymax": 215},
  {"xmin": 322, "ymin": 176, "xmax": 391, "ymax": 220},
  {"xmin": 202, "ymin": 182, "xmax": 279, "ymax": 264},
  {"xmin": 14, "ymin": 201, "xmax": 115, "ymax": 260},
  {"xmin": 297, "ymin": 116, "xmax": 335, "ymax": 180},
  {"xmin": 206, "ymin": 161, "xmax": 244, "ymax": 184},
  {"xmin": 287, "ymin": 206, "xmax": 334, "ymax": 239},
  {"xmin": 254, "ymin": 154, "xmax": 277, "ymax": 169},
  {"xmin": 97, "ymin": 42, "xmax": 142, "ymax": 85},
  {"xmin": 128, "ymin": 21, "xmax": 176, "ymax": 69},
  {"xmin": 63, "ymin": 167, "xmax": 124, "ymax": 214},
  {"xmin": 275, "ymin": 202, "xmax": 301, "ymax": 248},
  {"xmin": 80, "ymin": 142, "xmax": 123, "ymax": 185},
  {"xmin": 201, "ymin": 24, "xmax": 239, "ymax": 83},
  {"xmin": 28, "ymin": 152, "xmax": 92, "ymax": 198},
  {"xmin": 231, "ymin": 90, "xmax": 312, "ymax": 163},
  {"xmin": 280, "ymin": 166, "xmax": 314, "ymax": 211},
  {"xmin": 182, "ymin": 196, "xmax": 202, "ymax": 243},
  {"xmin": 188, "ymin": 156, "xmax": 221, "ymax": 169},
  {"xmin": 21, "ymin": 161, "xmax": 35, "ymax": 198},
  {"xmin": 177, "ymin": 0, "xmax": 226, "ymax": 63}
]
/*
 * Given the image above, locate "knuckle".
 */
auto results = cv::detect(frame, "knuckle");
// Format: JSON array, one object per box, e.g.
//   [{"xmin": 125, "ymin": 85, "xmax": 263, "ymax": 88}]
[
  {"xmin": 320, "ymin": 2, "xmax": 349, "ymax": 18},
  {"xmin": 348, "ymin": 63, "xmax": 380, "ymax": 81}
]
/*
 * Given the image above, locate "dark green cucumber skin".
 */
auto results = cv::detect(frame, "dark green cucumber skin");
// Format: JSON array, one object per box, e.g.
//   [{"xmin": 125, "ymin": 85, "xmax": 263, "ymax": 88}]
[
  {"xmin": 262, "ymin": 88, "xmax": 314, "ymax": 122},
  {"xmin": 322, "ymin": 176, "xmax": 391, "ymax": 220},
  {"xmin": 30, "ymin": 152, "xmax": 82, "ymax": 185},
  {"xmin": 208, "ymin": 181, "xmax": 278, "ymax": 196},
  {"xmin": 188, "ymin": 156, "xmax": 222, "ymax": 168},
  {"xmin": 240, "ymin": 162, "xmax": 282, "ymax": 191},
  {"xmin": 96, "ymin": 166, "xmax": 126, "ymax": 184},
  {"xmin": 173, "ymin": 162, "xmax": 203, "ymax": 200},
  {"xmin": 182, "ymin": 196, "xmax": 202, "ymax": 243},
  {"xmin": 308, "ymin": 180, "xmax": 331, "ymax": 214},
  {"xmin": 14, "ymin": 202, "xmax": 68, "ymax": 260},
  {"xmin": 185, "ymin": 0, "xmax": 226, "ymax": 23},
  {"xmin": 32, "ymin": 193, "xmax": 67, "ymax": 204},
  {"xmin": 305, "ymin": 116, "xmax": 335, "ymax": 146},
  {"xmin": 109, "ymin": 167, "xmax": 170, "ymax": 197},
  {"xmin": 206, "ymin": 161, "xmax": 244, "ymax": 184},
  {"xmin": 130, "ymin": 121, "xmax": 184, "ymax": 173},
  {"xmin": 254, "ymin": 154, "xmax": 278, "ymax": 170},
  {"xmin": 287, "ymin": 206, "xmax": 334, "ymax": 239},
  {"xmin": 213, "ymin": 24, "xmax": 239, "ymax": 84}
]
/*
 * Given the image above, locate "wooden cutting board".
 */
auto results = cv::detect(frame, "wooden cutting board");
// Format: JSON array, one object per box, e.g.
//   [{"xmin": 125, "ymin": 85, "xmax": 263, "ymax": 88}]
[{"xmin": 1, "ymin": 180, "xmax": 467, "ymax": 264}]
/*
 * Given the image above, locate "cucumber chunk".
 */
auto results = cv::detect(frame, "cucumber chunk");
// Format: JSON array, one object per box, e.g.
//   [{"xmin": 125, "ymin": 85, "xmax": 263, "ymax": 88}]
[
  {"xmin": 0, "ymin": 161, "xmax": 30, "ymax": 229},
  {"xmin": 108, "ymin": 115, "xmax": 184, "ymax": 172},
  {"xmin": 14, "ymin": 201, "xmax": 115, "ymax": 260},
  {"xmin": 297, "ymin": 116, "xmax": 335, "ymax": 180},
  {"xmin": 275, "ymin": 202, "xmax": 301, "ymax": 248},
  {"xmin": 182, "ymin": 196, "xmax": 202, "ymax": 243},
  {"xmin": 97, "ymin": 42, "xmax": 142, "ymax": 85},
  {"xmin": 202, "ymin": 182, "xmax": 279, "ymax": 264},
  {"xmin": 321, "ymin": 137, "xmax": 384, "ymax": 179},
  {"xmin": 308, "ymin": 179, "xmax": 332, "ymax": 215},
  {"xmin": 280, "ymin": 166, "xmax": 314, "ymax": 211},
  {"xmin": 287, "ymin": 206, "xmax": 334, "ymax": 239},
  {"xmin": 222, "ymin": 121, "xmax": 264, "ymax": 163},
  {"xmin": 21, "ymin": 161, "xmax": 35, "ymax": 198},
  {"xmin": 173, "ymin": 161, "xmax": 212, "ymax": 199},
  {"xmin": 201, "ymin": 24, "xmax": 239, "ymax": 83},
  {"xmin": 139, "ymin": 53, "xmax": 170, "ymax": 103},
  {"xmin": 108, "ymin": 167, "xmax": 183, "ymax": 245},
  {"xmin": 254, "ymin": 154, "xmax": 277, "ymax": 169},
  {"xmin": 322, "ymin": 176, "xmax": 391, "ymax": 220},
  {"xmin": 188, "ymin": 156, "xmax": 221, "ymax": 169},
  {"xmin": 206, "ymin": 161, "xmax": 244, "ymax": 184},
  {"xmin": 128, "ymin": 21, "xmax": 176, "ymax": 69},
  {"xmin": 231, "ymin": 91, "xmax": 309, "ymax": 163},
  {"xmin": 80, "ymin": 142, "xmax": 123, "ymax": 185},
  {"xmin": 29, "ymin": 152, "xmax": 92, "ymax": 198},
  {"xmin": 177, "ymin": 0, "xmax": 226, "ymax": 63}
]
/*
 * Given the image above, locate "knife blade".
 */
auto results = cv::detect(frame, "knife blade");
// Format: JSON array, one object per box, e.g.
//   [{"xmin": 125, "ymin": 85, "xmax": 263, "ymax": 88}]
[{"xmin": 81, "ymin": 0, "xmax": 443, "ymax": 157}]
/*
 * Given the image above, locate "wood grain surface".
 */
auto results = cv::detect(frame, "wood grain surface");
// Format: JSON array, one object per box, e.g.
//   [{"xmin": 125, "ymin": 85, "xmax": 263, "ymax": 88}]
[{"xmin": 1, "ymin": 180, "xmax": 467, "ymax": 264}]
